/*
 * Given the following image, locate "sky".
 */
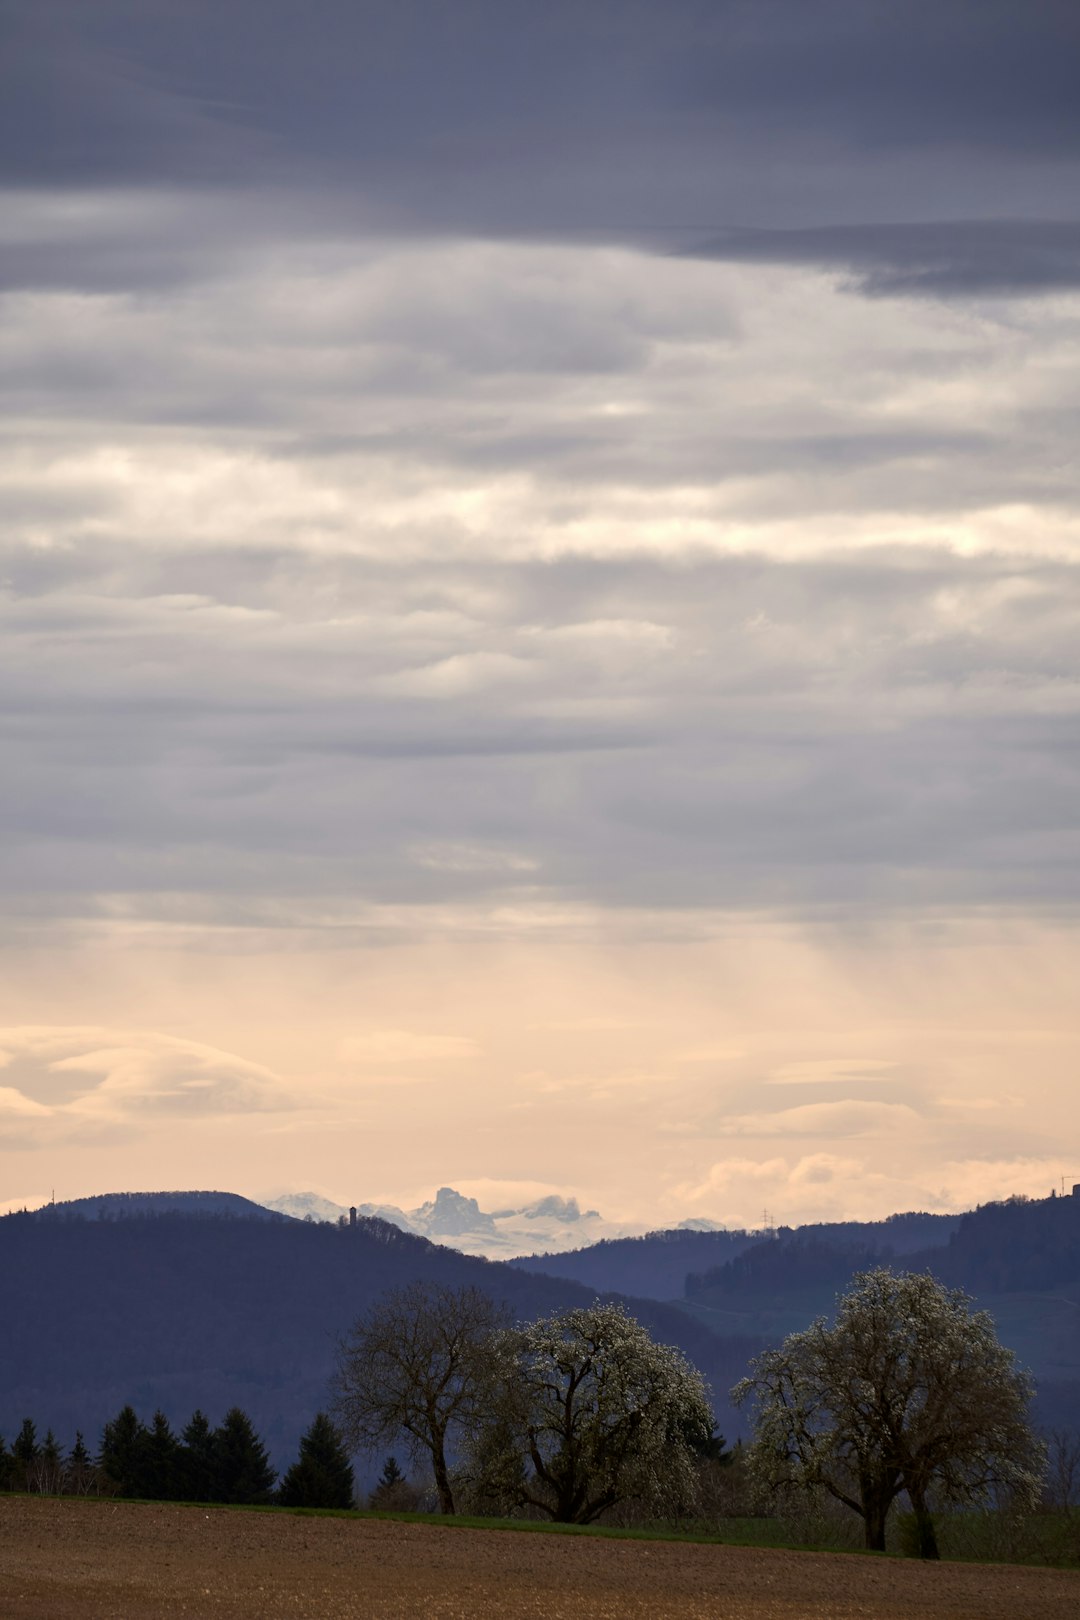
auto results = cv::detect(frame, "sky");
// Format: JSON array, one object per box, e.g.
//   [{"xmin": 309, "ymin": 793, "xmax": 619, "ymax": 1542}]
[{"xmin": 2, "ymin": 0, "xmax": 1079, "ymax": 1231}]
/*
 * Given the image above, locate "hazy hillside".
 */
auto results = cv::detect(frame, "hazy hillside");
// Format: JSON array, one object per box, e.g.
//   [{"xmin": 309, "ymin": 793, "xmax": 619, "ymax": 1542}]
[
  {"xmin": 513, "ymin": 1210, "xmax": 961, "ymax": 1302},
  {"xmin": 513, "ymin": 1227, "xmax": 762, "ymax": 1299},
  {"xmin": 0, "ymin": 1208, "xmax": 761, "ymax": 1470},
  {"xmin": 686, "ymin": 1196, "xmax": 1080, "ymax": 1314},
  {"xmin": 678, "ymin": 1194, "xmax": 1080, "ymax": 1428}
]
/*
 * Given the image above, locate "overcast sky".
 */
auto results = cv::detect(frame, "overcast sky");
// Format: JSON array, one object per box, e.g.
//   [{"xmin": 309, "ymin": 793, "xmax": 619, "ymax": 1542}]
[{"xmin": 2, "ymin": 0, "xmax": 1079, "ymax": 1228}]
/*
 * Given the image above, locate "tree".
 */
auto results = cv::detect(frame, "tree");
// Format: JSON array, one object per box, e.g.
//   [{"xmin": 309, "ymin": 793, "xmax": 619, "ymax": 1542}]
[
  {"xmin": 143, "ymin": 1410, "xmax": 182, "ymax": 1500},
  {"xmin": 1044, "ymin": 1429, "xmax": 1080, "ymax": 1510},
  {"xmin": 333, "ymin": 1282, "xmax": 505, "ymax": 1515},
  {"xmin": 12, "ymin": 1419, "xmax": 39, "ymax": 1491},
  {"xmin": 64, "ymin": 1432, "xmax": 97, "ymax": 1496},
  {"xmin": 734, "ymin": 1268, "xmax": 1044, "ymax": 1556},
  {"xmin": 179, "ymin": 1409, "xmax": 217, "ymax": 1502},
  {"xmin": 99, "ymin": 1405, "xmax": 147, "ymax": 1498},
  {"xmin": 212, "ymin": 1408, "xmax": 276, "ymax": 1505},
  {"xmin": 367, "ymin": 1454, "xmax": 421, "ymax": 1511},
  {"xmin": 278, "ymin": 1413, "xmax": 355, "ymax": 1509},
  {"xmin": 31, "ymin": 1429, "xmax": 63, "ymax": 1494},
  {"xmin": 471, "ymin": 1302, "xmax": 714, "ymax": 1525}
]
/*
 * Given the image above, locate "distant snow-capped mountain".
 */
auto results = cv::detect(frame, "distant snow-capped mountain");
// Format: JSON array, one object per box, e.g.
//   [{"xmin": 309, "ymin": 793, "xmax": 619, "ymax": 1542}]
[
  {"xmin": 259, "ymin": 1185, "xmax": 654, "ymax": 1259},
  {"xmin": 257, "ymin": 1190, "xmax": 350, "ymax": 1225}
]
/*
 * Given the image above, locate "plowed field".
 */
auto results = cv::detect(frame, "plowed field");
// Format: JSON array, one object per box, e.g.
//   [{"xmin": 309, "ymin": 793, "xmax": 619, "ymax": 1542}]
[{"xmin": 2, "ymin": 1497, "xmax": 1078, "ymax": 1619}]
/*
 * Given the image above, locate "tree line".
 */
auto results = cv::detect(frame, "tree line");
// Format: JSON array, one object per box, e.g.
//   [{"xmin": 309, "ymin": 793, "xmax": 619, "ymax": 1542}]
[
  {"xmin": 332, "ymin": 1270, "xmax": 1058, "ymax": 1558},
  {"xmin": 3, "ymin": 1267, "xmax": 1070, "ymax": 1560},
  {"xmin": 0, "ymin": 1406, "xmax": 354, "ymax": 1510}
]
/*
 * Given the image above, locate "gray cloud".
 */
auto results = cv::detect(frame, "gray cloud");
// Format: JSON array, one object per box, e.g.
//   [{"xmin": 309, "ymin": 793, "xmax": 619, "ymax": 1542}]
[
  {"xmin": 2, "ymin": 539, "xmax": 1079, "ymax": 930},
  {"xmin": 2, "ymin": 3, "xmax": 1079, "ymax": 952},
  {"xmin": 3, "ymin": 2, "xmax": 1079, "ymax": 298},
  {"xmin": 680, "ymin": 222, "xmax": 1080, "ymax": 298}
]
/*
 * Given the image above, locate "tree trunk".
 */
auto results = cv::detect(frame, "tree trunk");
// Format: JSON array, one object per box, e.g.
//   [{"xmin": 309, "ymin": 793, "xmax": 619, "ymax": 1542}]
[
  {"xmin": 862, "ymin": 1489, "xmax": 890, "ymax": 1551},
  {"xmin": 431, "ymin": 1440, "xmax": 456, "ymax": 1515},
  {"xmin": 906, "ymin": 1485, "xmax": 940, "ymax": 1560}
]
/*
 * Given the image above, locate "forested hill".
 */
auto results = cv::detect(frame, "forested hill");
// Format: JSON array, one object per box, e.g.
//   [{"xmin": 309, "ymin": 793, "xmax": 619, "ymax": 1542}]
[
  {"xmin": 686, "ymin": 1195, "xmax": 1080, "ymax": 1307},
  {"xmin": 677, "ymin": 1193, "xmax": 1080, "ymax": 1433},
  {"xmin": 512, "ymin": 1228, "xmax": 761, "ymax": 1300},
  {"xmin": 512, "ymin": 1209, "xmax": 961, "ymax": 1301},
  {"xmin": 0, "ymin": 1209, "xmax": 761, "ymax": 1470},
  {"xmin": 32, "ymin": 1190, "xmax": 289, "ymax": 1222}
]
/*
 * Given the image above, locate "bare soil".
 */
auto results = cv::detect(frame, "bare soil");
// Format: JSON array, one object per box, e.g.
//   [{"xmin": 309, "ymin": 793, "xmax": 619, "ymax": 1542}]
[{"xmin": 2, "ymin": 1497, "xmax": 1079, "ymax": 1620}]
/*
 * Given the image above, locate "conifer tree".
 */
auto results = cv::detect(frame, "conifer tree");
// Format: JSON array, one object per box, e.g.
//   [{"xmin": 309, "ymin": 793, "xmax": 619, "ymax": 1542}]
[
  {"xmin": 143, "ymin": 1410, "xmax": 182, "ymax": 1500},
  {"xmin": 0, "ymin": 1432, "xmax": 12, "ymax": 1492},
  {"xmin": 376, "ymin": 1455, "xmax": 404, "ymax": 1490},
  {"xmin": 65, "ymin": 1432, "xmax": 96, "ymax": 1495},
  {"xmin": 12, "ymin": 1419, "xmax": 39, "ymax": 1490},
  {"xmin": 278, "ymin": 1413, "xmax": 354, "ymax": 1509},
  {"xmin": 179, "ymin": 1409, "xmax": 217, "ymax": 1502},
  {"xmin": 212, "ymin": 1408, "xmax": 276, "ymax": 1504},
  {"xmin": 99, "ymin": 1405, "xmax": 148, "ymax": 1498},
  {"xmin": 367, "ymin": 1454, "xmax": 419, "ymax": 1511}
]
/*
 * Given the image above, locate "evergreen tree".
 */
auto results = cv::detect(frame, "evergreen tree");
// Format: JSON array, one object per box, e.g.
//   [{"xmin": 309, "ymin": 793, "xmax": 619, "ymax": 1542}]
[
  {"xmin": 65, "ymin": 1432, "xmax": 96, "ymax": 1495},
  {"xmin": 366, "ymin": 1453, "xmax": 419, "ymax": 1511},
  {"xmin": 0, "ymin": 1432, "xmax": 12, "ymax": 1492},
  {"xmin": 376, "ymin": 1455, "xmax": 404, "ymax": 1490},
  {"xmin": 278, "ymin": 1413, "xmax": 354, "ymax": 1509},
  {"xmin": 99, "ymin": 1405, "xmax": 148, "ymax": 1498},
  {"xmin": 143, "ymin": 1410, "xmax": 182, "ymax": 1500},
  {"xmin": 12, "ymin": 1419, "xmax": 39, "ymax": 1490},
  {"xmin": 179, "ymin": 1409, "xmax": 217, "ymax": 1502},
  {"xmin": 212, "ymin": 1408, "xmax": 276, "ymax": 1504}
]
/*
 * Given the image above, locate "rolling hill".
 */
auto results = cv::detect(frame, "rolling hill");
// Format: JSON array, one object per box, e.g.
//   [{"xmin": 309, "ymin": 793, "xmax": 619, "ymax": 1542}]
[{"xmin": 0, "ymin": 1202, "xmax": 760, "ymax": 1470}]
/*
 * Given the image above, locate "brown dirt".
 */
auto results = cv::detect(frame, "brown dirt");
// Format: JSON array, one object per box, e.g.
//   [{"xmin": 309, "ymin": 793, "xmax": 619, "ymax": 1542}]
[{"xmin": 2, "ymin": 1498, "xmax": 1078, "ymax": 1620}]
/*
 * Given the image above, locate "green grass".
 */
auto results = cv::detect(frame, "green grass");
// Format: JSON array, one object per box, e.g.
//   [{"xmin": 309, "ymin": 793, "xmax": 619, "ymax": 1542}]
[
  {"xmin": 8, "ymin": 1492, "xmax": 1079, "ymax": 1567},
  {"xmin": 0, "ymin": 1490, "xmax": 859, "ymax": 1550}
]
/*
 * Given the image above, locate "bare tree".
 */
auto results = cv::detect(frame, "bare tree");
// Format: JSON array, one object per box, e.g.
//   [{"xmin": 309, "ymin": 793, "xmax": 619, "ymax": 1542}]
[
  {"xmin": 1044, "ymin": 1430, "xmax": 1080, "ymax": 1510},
  {"xmin": 735, "ymin": 1268, "xmax": 1044, "ymax": 1557},
  {"xmin": 332, "ymin": 1282, "xmax": 505, "ymax": 1514},
  {"xmin": 27, "ymin": 1429, "xmax": 64, "ymax": 1496}
]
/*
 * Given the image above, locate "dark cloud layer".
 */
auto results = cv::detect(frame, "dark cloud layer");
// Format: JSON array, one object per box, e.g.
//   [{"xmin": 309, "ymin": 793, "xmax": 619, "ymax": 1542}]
[
  {"xmin": 682, "ymin": 222, "xmax": 1080, "ymax": 298},
  {"xmin": 4, "ymin": 1, "xmax": 1079, "ymax": 294}
]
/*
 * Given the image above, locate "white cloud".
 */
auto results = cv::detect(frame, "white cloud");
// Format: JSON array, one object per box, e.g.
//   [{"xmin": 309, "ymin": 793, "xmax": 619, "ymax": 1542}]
[
  {"xmin": 789, "ymin": 1153, "xmax": 867, "ymax": 1187},
  {"xmin": 408, "ymin": 843, "xmax": 538, "ymax": 875},
  {"xmin": 674, "ymin": 1151, "xmax": 935, "ymax": 1228},
  {"xmin": 378, "ymin": 651, "xmax": 536, "ymax": 698},
  {"xmin": 932, "ymin": 1157, "xmax": 1073, "ymax": 1209},
  {"xmin": 724, "ymin": 1099, "xmax": 923, "ymax": 1138},
  {"xmin": 0, "ymin": 1027, "xmax": 290, "ymax": 1143}
]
